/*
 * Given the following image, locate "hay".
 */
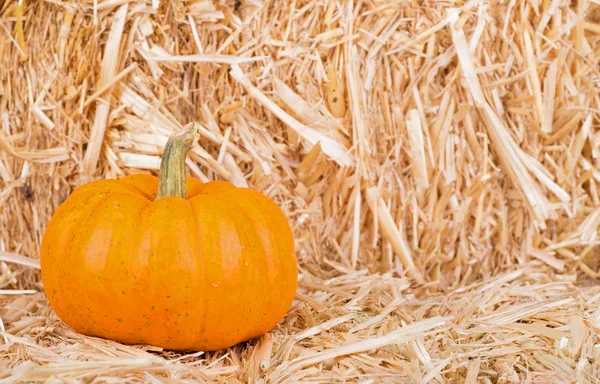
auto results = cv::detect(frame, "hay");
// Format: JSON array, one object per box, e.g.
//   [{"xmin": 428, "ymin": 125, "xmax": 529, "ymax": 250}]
[{"xmin": 0, "ymin": 0, "xmax": 599, "ymax": 382}]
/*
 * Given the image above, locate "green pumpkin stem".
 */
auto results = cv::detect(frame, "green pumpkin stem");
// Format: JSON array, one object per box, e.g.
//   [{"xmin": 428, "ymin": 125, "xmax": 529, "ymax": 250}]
[{"xmin": 157, "ymin": 122, "xmax": 201, "ymax": 199}]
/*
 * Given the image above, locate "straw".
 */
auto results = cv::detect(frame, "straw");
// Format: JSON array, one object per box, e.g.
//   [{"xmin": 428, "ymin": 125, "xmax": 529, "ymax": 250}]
[{"xmin": 1, "ymin": 0, "xmax": 600, "ymax": 381}]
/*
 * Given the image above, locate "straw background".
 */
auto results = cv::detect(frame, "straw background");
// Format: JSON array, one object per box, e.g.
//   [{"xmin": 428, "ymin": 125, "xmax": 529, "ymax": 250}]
[{"xmin": 1, "ymin": 0, "xmax": 600, "ymax": 382}]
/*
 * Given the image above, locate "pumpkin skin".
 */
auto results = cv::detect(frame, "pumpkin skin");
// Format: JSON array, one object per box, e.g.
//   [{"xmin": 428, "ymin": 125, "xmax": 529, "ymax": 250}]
[{"xmin": 40, "ymin": 173, "xmax": 298, "ymax": 351}]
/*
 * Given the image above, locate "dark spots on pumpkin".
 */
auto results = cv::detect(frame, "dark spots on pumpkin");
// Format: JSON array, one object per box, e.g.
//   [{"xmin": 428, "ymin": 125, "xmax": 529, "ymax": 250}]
[
  {"xmin": 332, "ymin": 97, "xmax": 338, "ymax": 103},
  {"xmin": 122, "ymin": 290, "xmax": 125, "ymax": 294},
  {"xmin": 185, "ymin": 312, "xmax": 190, "ymax": 318},
  {"xmin": 152, "ymin": 305, "xmax": 155, "ymax": 310},
  {"xmin": 116, "ymin": 318, "xmax": 122, "ymax": 322},
  {"xmin": 167, "ymin": 295, "xmax": 171, "ymax": 298}
]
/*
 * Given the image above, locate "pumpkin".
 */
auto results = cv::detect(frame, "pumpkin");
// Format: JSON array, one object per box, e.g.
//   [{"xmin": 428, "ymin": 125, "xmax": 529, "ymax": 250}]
[{"xmin": 40, "ymin": 123, "xmax": 298, "ymax": 351}]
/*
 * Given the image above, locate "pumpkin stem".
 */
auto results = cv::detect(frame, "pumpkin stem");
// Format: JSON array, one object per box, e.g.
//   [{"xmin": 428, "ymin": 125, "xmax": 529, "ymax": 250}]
[{"xmin": 157, "ymin": 122, "xmax": 201, "ymax": 199}]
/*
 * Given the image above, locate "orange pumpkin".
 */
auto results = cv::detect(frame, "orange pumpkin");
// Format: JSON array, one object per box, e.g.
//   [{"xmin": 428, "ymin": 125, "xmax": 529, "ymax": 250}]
[{"xmin": 40, "ymin": 123, "xmax": 298, "ymax": 351}]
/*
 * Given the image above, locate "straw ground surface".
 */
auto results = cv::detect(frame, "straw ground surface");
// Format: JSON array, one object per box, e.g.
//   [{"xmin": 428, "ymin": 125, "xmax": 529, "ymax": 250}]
[{"xmin": 1, "ymin": 0, "xmax": 600, "ymax": 382}]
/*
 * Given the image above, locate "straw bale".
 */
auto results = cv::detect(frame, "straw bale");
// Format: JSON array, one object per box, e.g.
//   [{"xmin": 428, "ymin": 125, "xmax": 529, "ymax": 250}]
[{"xmin": 1, "ymin": 0, "xmax": 600, "ymax": 382}]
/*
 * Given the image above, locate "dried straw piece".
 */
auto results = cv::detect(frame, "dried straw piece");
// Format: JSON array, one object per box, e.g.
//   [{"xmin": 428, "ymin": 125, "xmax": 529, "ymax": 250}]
[
  {"xmin": 365, "ymin": 186, "xmax": 422, "ymax": 283},
  {"xmin": 82, "ymin": 4, "xmax": 129, "ymax": 175},
  {"xmin": 324, "ymin": 67, "xmax": 346, "ymax": 118},
  {"xmin": 146, "ymin": 54, "xmax": 264, "ymax": 64},
  {"xmin": 565, "ymin": 114, "xmax": 592, "ymax": 175},
  {"xmin": 81, "ymin": 63, "xmax": 138, "ymax": 110},
  {"xmin": 14, "ymin": 0, "xmax": 26, "ymax": 59},
  {"xmin": 523, "ymin": 30, "xmax": 545, "ymax": 128},
  {"xmin": 294, "ymin": 313, "xmax": 356, "ymax": 341},
  {"xmin": 0, "ymin": 289, "xmax": 37, "ymax": 295},
  {"xmin": 0, "ymin": 251, "xmax": 40, "ymax": 269},
  {"xmin": 273, "ymin": 76, "xmax": 349, "ymax": 148},
  {"xmin": 257, "ymin": 333, "xmax": 273, "ymax": 371},
  {"xmin": 230, "ymin": 64, "xmax": 352, "ymax": 167}
]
